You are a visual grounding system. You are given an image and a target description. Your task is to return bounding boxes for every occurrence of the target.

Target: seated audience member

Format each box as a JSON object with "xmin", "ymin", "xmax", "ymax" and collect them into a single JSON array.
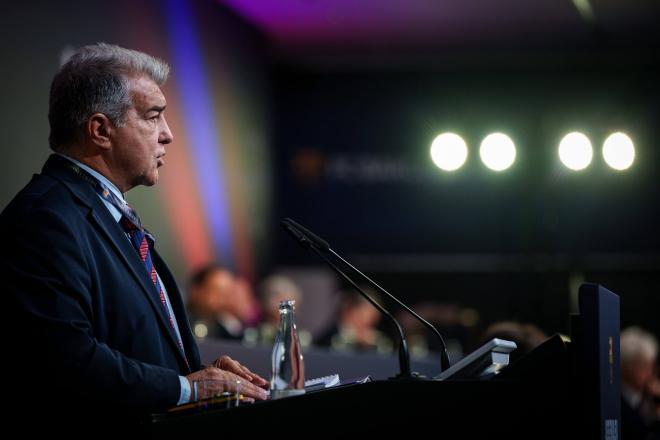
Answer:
[
  {"xmin": 620, "ymin": 326, "xmax": 659, "ymax": 440},
  {"xmin": 316, "ymin": 290, "xmax": 393, "ymax": 353},
  {"xmin": 235, "ymin": 275, "xmax": 262, "ymax": 327},
  {"xmin": 397, "ymin": 302, "xmax": 477, "ymax": 357},
  {"xmin": 257, "ymin": 274, "xmax": 311, "ymax": 347},
  {"xmin": 188, "ymin": 264, "xmax": 258, "ymax": 341}
]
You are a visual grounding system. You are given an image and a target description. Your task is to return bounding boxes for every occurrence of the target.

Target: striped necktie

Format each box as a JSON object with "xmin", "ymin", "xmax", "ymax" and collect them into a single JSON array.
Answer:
[{"xmin": 118, "ymin": 214, "xmax": 190, "ymax": 370}]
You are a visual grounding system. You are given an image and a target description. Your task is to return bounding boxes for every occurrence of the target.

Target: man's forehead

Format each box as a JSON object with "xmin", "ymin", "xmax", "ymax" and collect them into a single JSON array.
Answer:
[{"xmin": 127, "ymin": 75, "xmax": 166, "ymax": 107}]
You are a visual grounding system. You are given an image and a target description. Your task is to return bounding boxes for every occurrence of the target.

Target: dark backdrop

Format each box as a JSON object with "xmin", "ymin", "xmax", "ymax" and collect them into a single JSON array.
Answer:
[{"xmin": 270, "ymin": 55, "xmax": 660, "ymax": 341}]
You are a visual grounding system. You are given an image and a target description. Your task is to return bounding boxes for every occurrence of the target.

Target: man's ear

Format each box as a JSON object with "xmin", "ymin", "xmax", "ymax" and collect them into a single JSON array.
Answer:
[{"xmin": 86, "ymin": 113, "xmax": 114, "ymax": 151}]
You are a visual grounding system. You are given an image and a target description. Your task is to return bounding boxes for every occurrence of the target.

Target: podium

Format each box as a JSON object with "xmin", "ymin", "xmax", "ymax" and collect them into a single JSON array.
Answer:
[
  {"xmin": 150, "ymin": 335, "xmax": 575, "ymax": 437},
  {"xmin": 150, "ymin": 284, "xmax": 621, "ymax": 438}
]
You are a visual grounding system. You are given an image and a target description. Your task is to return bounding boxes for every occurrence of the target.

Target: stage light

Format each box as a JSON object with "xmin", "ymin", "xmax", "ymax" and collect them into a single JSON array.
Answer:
[
  {"xmin": 558, "ymin": 132, "xmax": 592, "ymax": 171},
  {"xmin": 479, "ymin": 133, "xmax": 516, "ymax": 171},
  {"xmin": 603, "ymin": 132, "xmax": 635, "ymax": 171},
  {"xmin": 194, "ymin": 323, "xmax": 208, "ymax": 338},
  {"xmin": 431, "ymin": 133, "xmax": 468, "ymax": 171}
]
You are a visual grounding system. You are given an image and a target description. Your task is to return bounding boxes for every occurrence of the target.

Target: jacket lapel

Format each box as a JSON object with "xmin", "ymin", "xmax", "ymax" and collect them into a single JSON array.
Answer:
[
  {"xmin": 42, "ymin": 155, "xmax": 189, "ymax": 369},
  {"xmin": 152, "ymin": 249, "xmax": 201, "ymax": 372}
]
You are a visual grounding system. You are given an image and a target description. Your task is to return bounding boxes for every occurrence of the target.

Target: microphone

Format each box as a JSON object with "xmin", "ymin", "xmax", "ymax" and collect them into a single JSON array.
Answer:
[
  {"xmin": 282, "ymin": 218, "xmax": 329, "ymax": 251},
  {"xmin": 281, "ymin": 218, "xmax": 451, "ymax": 375},
  {"xmin": 328, "ymin": 247, "xmax": 452, "ymax": 373},
  {"xmin": 281, "ymin": 220, "xmax": 315, "ymax": 249},
  {"xmin": 282, "ymin": 219, "xmax": 411, "ymax": 378}
]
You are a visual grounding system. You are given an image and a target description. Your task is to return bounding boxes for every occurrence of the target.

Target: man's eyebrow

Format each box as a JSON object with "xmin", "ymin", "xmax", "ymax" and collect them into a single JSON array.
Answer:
[{"xmin": 146, "ymin": 105, "xmax": 166, "ymax": 113}]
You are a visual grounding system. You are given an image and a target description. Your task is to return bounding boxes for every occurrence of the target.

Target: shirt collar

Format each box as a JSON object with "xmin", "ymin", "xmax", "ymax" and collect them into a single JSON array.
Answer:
[{"xmin": 56, "ymin": 153, "xmax": 126, "ymax": 204}]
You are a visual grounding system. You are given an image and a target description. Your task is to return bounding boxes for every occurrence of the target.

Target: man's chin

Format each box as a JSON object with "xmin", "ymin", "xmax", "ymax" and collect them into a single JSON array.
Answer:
[{"xmin": 139, "ymin": 173, "xmax": 159, "ymax": 188}]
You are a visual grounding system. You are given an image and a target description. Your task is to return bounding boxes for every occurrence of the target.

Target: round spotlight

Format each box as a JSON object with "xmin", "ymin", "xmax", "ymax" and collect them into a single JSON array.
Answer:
[
  {"xmin": 558, "ymin": 132, "xmax": 593, "ymax": 171},
  {"xmin": 194, "ymin": 323, "xmax": 208, "ymax": 338},
  {"xmin": 430, "ymin": 133, "xmax": 468, "ymax": 171},
  {"xmin": 479, "ymin": 133, "xmax": 516, "ymax": 171},
  {"xmin": 603, "ymin": 132, "xmax": 635, "ymax": 171}
]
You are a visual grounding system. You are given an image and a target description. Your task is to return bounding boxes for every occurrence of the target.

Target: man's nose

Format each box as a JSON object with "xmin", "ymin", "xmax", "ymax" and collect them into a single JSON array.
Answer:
[{"xmin": 160, "ymin": 117, "xmax": 174, "ymax": 144}]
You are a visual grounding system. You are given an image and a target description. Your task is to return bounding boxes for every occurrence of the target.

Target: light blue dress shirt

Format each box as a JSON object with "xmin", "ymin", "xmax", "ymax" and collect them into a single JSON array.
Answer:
[{"xmin": 57, "ymin": 154, "xmax": 191, "ymax": 405}]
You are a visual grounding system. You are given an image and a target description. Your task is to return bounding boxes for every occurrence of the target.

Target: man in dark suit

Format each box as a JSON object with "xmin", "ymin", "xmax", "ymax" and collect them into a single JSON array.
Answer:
[{"xmin": 0, "ymin": 43, "xmax": 268, "ymax": 429}]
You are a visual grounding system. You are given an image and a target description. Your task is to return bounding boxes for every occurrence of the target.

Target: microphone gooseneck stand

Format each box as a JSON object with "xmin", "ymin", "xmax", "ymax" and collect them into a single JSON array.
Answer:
[{"xmin": 281, "ymin": 218, "xmax": 452, "ymax": 378}]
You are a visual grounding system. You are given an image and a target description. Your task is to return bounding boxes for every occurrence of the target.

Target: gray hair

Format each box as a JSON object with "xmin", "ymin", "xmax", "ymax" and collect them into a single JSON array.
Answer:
[
  {"xmin": 48, "ymin": 42, "xmax": 170, "ymax": 150},
  {"xmin": 260, "ymin": 275, "xmax": 302, "ymax": 303},
  {"xmin": 620, "ymin": 326, "xmax": 658, "ymax": 366}
]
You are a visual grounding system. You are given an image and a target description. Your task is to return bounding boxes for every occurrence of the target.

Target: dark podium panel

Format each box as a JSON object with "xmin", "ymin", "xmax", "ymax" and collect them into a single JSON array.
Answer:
[
  {"xmin": 150, "ymin": 379, "xmax": 570, "ymax": 437},
  {"xmin": 150, "ymin": 336, "xmax": 576, "ymax": 437}
]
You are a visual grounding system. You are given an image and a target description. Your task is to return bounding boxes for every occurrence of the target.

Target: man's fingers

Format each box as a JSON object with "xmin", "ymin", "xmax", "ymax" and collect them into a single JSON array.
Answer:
[
  {"xmin": 212, "ymin": 356, "xmax": 269, "ymax": 391},
  {"xmin": 227, "ymin": 359, "xmax": 257, "ymax": 382},
  {"xmin": 238, "ymin": 379, "xmax": 269, "ymax": 400},
  {"xmin": 226, "ymin": 361, "xmax": 268, "ymax": 388},
  {"xmin": 238, "ymin": 364, "xmax": 268, "ymax": 387},
  {"xmin": 243, "ymin": 367, "xmax": 269, "ymax": 387},
  {"xmin": 240, "ymin": 364, "xmax": 255, "ymax": 380},
  {"xmin": 210, "ymin": 368, "xmax": 268, "ymax": 400}
]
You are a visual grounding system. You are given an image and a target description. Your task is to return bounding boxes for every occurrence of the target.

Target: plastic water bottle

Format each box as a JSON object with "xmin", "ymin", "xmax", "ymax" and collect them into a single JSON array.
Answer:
[{"xmin": 270, "ymin": 300, "xmax": 305, "ymax": 399}]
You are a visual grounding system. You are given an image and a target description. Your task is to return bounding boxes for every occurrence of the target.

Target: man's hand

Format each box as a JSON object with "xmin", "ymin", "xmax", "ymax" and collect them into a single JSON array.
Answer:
[
  {"xmin": 211, "ymin": 355, "xmax": 269, "ymax": 389},
  {"xmin": 186, "ymin": 366, "xmax": 269, "ymax": 401}
]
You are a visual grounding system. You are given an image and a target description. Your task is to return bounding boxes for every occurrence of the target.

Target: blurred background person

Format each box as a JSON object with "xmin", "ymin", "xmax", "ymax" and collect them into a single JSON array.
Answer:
[
  {"xmin": 620, "ymin": 326, "xmax": 659, "ymax": 440},
  {"xmin": 187, "ymin": 264, "xmax": 259, "ymax": 342},
  {"xmin": 397, "ymin": 302, "xmax": 479, "ymax": 358},
  {"xmin": 257, "ymin": 274, "xmax": 312, "ymax": 347},
  {"xmin": 316, "ymin": 289, "xmax": 393, "ymax": 353},
  {"xmin": 647, "ymin": 375, "xmax": 660, "ymax": 438},
  {"xmin": 234, "ymin": 276, "xmax": 262, "ymax": 328}
]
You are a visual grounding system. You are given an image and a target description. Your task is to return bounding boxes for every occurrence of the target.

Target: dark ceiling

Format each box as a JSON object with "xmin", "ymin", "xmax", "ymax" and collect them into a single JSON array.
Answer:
[{"xmin": 222, "ymin": 0, "xmax": 660, "ymax": 59}]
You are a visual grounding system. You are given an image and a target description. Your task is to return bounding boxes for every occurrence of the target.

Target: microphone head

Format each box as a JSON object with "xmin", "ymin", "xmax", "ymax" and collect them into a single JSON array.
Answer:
[
  {"xmin": 281, "ymin": 218, "xmax": 330, "ymax": 251},
  {"xmin": 281, "ymin": 219, "xmax": 313, "ymax": 249}
]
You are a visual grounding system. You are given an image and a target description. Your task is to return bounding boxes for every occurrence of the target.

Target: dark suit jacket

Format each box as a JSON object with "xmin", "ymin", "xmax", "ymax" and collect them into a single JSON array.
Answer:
[{"xmin": 1, "ymin": 155, "xmax": 201, "ymax": 423}]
